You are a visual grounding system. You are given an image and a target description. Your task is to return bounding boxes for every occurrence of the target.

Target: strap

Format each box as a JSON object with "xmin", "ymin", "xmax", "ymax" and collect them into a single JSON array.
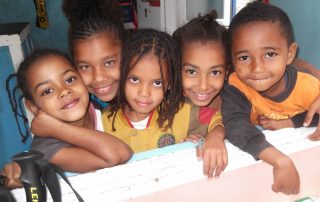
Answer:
[
  {"xmin": 36, "ymin": 159, "xmax": 84, "ymax": 202},
  {"xmin": 51, "ymin": 165, "xmax": 84, "ymax": 202},
  {"xmin": 36, "ymin": 160, "xmax": 61, "ymax": 202},
  {"xmin": 0, "ymin": 175, "xmax": 16, "ymax": 202}
]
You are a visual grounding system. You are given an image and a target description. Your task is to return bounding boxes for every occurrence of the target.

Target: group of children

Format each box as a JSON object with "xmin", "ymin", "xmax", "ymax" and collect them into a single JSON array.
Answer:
[{"xmin": 2, "ymin": 0, "xmax": 320, "ymax": 196}]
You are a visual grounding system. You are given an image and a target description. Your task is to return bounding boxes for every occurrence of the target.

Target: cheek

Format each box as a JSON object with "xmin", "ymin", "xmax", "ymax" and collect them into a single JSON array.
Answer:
[
  {"xmin": 182, "ymin": 77, "xmax": 196, "ymax": 89},
  {"xmin": 78, "ymin": 72, "xmax": 92, "ymax": 87}
]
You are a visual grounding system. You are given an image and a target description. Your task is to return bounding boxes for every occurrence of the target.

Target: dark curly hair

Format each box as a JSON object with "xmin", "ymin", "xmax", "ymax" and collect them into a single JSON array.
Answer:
[
  {"xmin": 110, "ymin": 29, "xmax": 182, "ymax": 130},
  {"xmin": 62, "ymin": 0, "xmax": 126, "ymax": 56}
]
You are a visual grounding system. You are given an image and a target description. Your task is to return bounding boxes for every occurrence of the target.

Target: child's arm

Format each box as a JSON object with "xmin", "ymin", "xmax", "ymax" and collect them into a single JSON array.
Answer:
[
  {"xmin": 258, "ymin": 115, "xmax": 294, "ymax": 130},
  {"xmin": 31, "ymin": 110, "xmax": 133, "ymax": 172},
  {"xmin": 291, "ymin": 58, "xmax": 320, "ymax": 79},
  {"xmin": 1, "ymin": 162, "xmax": 23, "ymax": 189},
  {"xmin": 258, "ymin": 147, "xmax": 300, "ymax": 194},
  {"xmin": 183, "ymin": 127, "xmax": 227, "ymax": 178},
  {"xmin": 198, "ymin": 125, "xmax": 227, "ymax": 178},
  {"xmin": 221, "ymin": 83, "xmax": 301, "ymax": 195},
  {"xmin": 304, "ymin": 95, "xmax": 320, "ymax": 140}
]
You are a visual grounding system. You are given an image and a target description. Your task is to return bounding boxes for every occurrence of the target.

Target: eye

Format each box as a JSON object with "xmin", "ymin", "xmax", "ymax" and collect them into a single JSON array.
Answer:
[
  {"xmin": 186, "ymin": 69, "xmax": 197, "ymax": 76},
  {"xmin": 77, "ymin": 65, "xmax": 91, "ymax": 71},
  {"xmin": 41, "ymin": 88, "xmax": 53, "ymax": 96},
  {"xmin": 238, "ymin": 55, "xmax": 250, "ymax": 61},
  {"xmin": 128, "ymin": 76, "xmax": 139, "ymax": 84},
  {"xmin": 210, "ymin": 70, "xmax": 222, "ymax": 77},
  {"xmin": 104, "ymin": 59, "xmax": 116, "ymax": 67},
  {"xmin": 66, "ymin": 76, "xmax": 77, "ymax": 84},
  {"xmin": 265, "ymin": 52, "xmax": 278, "ymax": 58},
  {"xmin": 153, "ymin": 80, "xmax": 163, "ymax": 87}
]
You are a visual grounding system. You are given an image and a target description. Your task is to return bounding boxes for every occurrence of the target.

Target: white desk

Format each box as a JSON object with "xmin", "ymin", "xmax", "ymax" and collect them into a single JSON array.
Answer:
[{"xmin": 12, "ymin": 127, "xmax": 320, "ymax": 202}]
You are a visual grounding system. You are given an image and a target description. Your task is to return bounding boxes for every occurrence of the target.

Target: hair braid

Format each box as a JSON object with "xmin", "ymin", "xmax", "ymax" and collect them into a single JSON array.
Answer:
[
  {"xmin": 6, "ymin": 74, "xmax": 30, "ymax": 143},
  {"xmin": 110, "ymin": 29, "xmax": 182, "ymax": 130}
]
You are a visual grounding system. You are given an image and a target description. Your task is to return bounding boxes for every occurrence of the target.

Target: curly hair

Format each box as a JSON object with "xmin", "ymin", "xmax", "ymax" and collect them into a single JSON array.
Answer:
[
  {"xmin": 110, "ymin": 29, "xmax": 182, "ymax": 130},
  {"xmin": 62, "ymin": 0, "xmax": 126, "ymax": 56}
]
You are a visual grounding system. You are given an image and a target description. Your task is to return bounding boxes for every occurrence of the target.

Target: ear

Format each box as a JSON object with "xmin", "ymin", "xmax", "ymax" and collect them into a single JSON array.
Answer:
[
  {"xmin": 25, "ymin": 99, "xmax": 39, "ymax": 116},
  {"xmin": 287, "ymin": 42, "xmax": 298, "ymax": 65}
]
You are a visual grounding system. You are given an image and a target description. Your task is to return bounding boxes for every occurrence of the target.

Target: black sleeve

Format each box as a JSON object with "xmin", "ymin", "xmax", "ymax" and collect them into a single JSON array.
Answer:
[
  {"xmin": 221, "ymin": 83, "xmax": 273, "ymax": 160},
  {"xmin": 291, "ymin": 111, "xmax": 319, "ymax": 128}
]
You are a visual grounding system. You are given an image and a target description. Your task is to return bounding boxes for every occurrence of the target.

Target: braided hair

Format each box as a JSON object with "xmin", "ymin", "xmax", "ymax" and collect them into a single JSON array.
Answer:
[
  {"xmin": 6, "ymin": 49, "xmax": 72, "ymax": 143},
  {"xmin": 111, "ymin": 28, "xmax": 182, "ymax": 130},
  {"xmin": 173, "ymin": 10, "xmax": 230, "ymax": 72},
  {"xmin": 62, "ymin": 0, "xmax": 126, "ymax": 56}
]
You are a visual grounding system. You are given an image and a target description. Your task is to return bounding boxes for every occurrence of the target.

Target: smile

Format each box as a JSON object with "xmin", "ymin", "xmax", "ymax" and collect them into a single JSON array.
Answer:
[
  {"xmin": 61, "ymin": 98, "xmax": 80, "ymax": 109},
  {"xmin": 193, "ymin": 92, "xmax": 212, "ymax": 100},
  {"xmin": 93, "ymin": 85, "xmax": 113, "ymax": 95},
  {"xmin": 135, "ymin": 100, "xmax": 152, "ymax": 107}
]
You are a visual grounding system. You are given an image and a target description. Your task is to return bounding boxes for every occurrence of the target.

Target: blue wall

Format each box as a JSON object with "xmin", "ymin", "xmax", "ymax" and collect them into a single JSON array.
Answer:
[
  {"xmin": 270, "ymin": 0, "xmax": 320, "ymax": 68},
  {"xmin": 0, "ymin": 0, "xmax": 69, "ymax": 53},
  {"xmin": 1, "ymin": 0, "xmax": 319, "ymax": 68},
  {"xmin": 0, "ymin": 47, "xmax": 31, "ymax": 167}
]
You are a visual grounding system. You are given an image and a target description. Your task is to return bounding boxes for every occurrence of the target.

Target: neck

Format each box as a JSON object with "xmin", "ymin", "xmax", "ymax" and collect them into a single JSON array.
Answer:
[{"xmin": 70, "ymin": 108, "xmax": 95, "ymax": 129}]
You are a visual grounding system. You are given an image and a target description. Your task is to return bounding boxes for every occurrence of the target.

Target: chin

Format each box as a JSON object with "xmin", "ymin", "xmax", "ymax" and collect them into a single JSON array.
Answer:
[
  {"xmin": 190, "ymin": 98, "xmax": 211, "ymax": 107},
  {"xmin": 97, "ymin": 94, "xmax": 115, "ymax": 103}
]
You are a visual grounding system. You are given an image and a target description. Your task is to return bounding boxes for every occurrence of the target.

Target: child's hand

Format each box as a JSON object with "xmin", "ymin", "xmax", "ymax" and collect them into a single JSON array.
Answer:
[
  {"xmin": 272, "ymin": 156, "xmax": 300, "ymax": 195},
  {"xmin": 258, "ymin": 115, "xmax": 293, "ymax": 130},
  {"xmin": 196, "ymin": 126, "xmax": 227, "ymax": 178},
  {"xmin": 31, "ymin": 110, "xmax": 63, "ymax": 137},
  {"xmin": 1, "ymin": 162, "xmax": 23, "ymax": 189},
  {"xmin": 182, "ymin": 134, "xmax": 203, "ymax": 143},
  {"xmin": 197, "ymin": 132, "xmax": 228, "ymax": 178},
  {"xmin": 304, "ymin": 96, "xmax": 320, "ymax": 140}
]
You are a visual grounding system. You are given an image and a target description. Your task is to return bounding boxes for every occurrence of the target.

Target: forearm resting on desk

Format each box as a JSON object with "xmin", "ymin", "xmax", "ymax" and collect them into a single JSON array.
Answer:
[
  {"xmin": 200, "ymin": 126, "xmax": 228, "ymax": 178},
  {"xmin": 258, "ymin": 146, "xmax": 300, "ymax": 195}
]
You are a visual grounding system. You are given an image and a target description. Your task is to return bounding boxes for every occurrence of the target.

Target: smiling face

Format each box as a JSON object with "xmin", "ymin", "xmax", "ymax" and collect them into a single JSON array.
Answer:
[
  {"xmin": 26, "ymin": 55, "xmax": 89, "ymax": 122},
  {"xmin": 73, "ymin": 32, "xmax": 121, "ymax": 102},
  {"xmin": 124, "ymin": 53, "xmax": 169, "ymax": 121},
  {"xmin": 231, "ymin": 21, "xmax": 297, "ymax": 96},
  {"xmin": 182, "ymin": 41, "xmax": 226, "ymax": 106}
]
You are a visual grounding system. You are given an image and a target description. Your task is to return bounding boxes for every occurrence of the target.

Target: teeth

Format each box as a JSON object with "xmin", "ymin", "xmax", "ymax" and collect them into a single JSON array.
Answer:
[
  {"xmin": 195, "ymin": 93, "xmax": 209, "ymax": 97},
  {"xmin": 95, "ymin": 86, "xmax": 111, "ymax": 94}
]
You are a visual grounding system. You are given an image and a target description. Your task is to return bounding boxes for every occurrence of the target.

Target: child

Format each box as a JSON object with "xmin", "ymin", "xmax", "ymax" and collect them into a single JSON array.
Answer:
[
  {"xmin": 173, "ymin": 11, "xmax": 228, "ymax": 178},
  {"xmin": 221, "ymin": 1, "xmax": 320, "ymax": 195},
  {"xmin": 103, "ymin": 28, "xmax": 184, "ymax": 152},
  {"xmin": 103, "ymin": 29, "xmax": 224, "ymax": 161},
  {"xmin": 2, "ymin": 0, "xmax": 129, "ymax": 188},
  {"xmin": 63, "ymin": 0, "xmax": 126, "ymax": 109},
  {"xmin": 3, "ymin": 49, "xmax": 132, "ymax": 187}
]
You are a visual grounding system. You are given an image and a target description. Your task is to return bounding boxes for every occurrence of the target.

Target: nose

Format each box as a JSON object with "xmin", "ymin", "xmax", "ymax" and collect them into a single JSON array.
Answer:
[
  {"xmin": 138, "ymin": 83, "xmax": 151, "ymax": 97},
  {"xmin": 251, "ymin": 57, "xmax": 264, "ymax": 73},
  {"xmin": 93, "ymin": 65, "xmax": 107, "ymax": 83},
  {"xmin": 199, "ymin": 74, "xmax": 209, "ymax": 91},
  {"xmin": 59, "ymin": 87, "xmax": 72, "ymax": 99}
]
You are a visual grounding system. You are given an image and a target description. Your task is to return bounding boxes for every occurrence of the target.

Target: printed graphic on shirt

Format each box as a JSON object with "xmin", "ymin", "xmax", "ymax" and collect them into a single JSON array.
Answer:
[{"xmin": 158, "ymin": 134, "xmax": 175, "ymax": 148}]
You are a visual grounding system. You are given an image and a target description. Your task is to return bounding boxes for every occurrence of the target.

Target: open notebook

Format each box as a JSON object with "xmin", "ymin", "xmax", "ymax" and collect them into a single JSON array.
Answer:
[{"xmin": 11, "ymin": 127, "xmax": 320, "ymax": 202}]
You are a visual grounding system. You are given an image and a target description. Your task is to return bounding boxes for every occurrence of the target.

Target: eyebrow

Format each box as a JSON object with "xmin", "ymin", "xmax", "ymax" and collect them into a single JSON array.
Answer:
[
  {"xmin": 234, "ymin": 47, "xmax": 279, "ymax": 56},
  {"xmin": 34, "ymin": 69, "xmax": 74, "ymax": 92},
  {"xmin": 75, "ymin": 54, "xmax": 118, "ymax": 64},
  {"xmin": 182, "ymin": 62, "xmax": 225, "ymax": 69}
]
